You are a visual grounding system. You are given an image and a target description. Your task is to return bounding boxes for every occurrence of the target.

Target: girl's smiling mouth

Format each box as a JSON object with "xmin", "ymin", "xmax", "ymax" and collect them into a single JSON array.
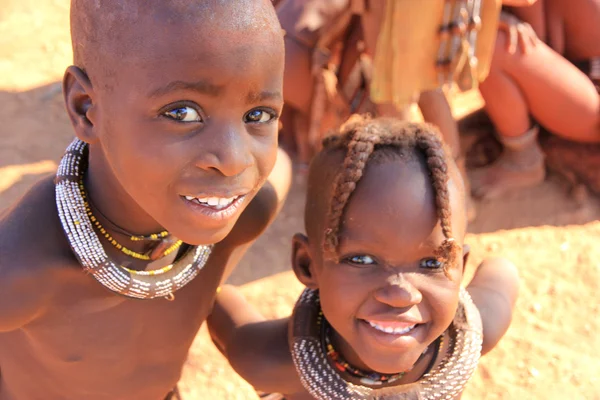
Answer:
[
  {"xmin": 365, "ymin": 320, "xmax": 417, "ymax": 335},
  {"xmin": 358, "ymin": 318, "xmax": 427, "ymax": 349}
]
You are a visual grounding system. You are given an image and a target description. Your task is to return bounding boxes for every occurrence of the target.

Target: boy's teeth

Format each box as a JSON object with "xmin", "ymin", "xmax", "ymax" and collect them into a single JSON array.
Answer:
[
  {"xmin": 368, "ymin": 321, "xmax": 416, "ymax": 335},
  {"xmin": 184, "ymin": 195, "xmax": 238, "ymax": 208}
]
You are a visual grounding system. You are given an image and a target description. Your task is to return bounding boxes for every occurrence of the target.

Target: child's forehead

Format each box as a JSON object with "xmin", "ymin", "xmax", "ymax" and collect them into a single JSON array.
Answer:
[
  {"xmin": 306, "ymin": 149, "xmax": 466, "ymax": 243},
  {"xmin": 71, "ymin": 0, "xmax": 282, "ymax": 66}
]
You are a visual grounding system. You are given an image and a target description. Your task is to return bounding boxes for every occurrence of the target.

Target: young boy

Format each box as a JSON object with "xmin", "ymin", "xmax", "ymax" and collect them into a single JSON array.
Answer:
[
  {"xmin": 0, "ymin": 0, "xmax": 290, "ymax": 399},
  {"xmin": 209, "ymin": 117, "xmax": 519, "ymax": 399}
]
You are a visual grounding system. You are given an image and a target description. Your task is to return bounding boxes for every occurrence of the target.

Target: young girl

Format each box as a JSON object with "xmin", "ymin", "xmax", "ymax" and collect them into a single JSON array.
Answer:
[{"xmin": 210, "ymin": 116, "xmax": 519, "ymax": 399}]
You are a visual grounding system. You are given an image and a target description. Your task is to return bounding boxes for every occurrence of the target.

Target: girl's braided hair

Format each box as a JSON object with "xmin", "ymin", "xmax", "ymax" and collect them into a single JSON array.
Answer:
[{"xmin": 322, "ymin": 115, "xmax": 460, "ymax": 274}]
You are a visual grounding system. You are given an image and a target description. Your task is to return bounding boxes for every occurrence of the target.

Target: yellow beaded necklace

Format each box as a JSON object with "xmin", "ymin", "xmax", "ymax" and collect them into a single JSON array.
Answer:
[{"xmin": 78, "ymin": 180, "xmax": 183, "ymax": 261}]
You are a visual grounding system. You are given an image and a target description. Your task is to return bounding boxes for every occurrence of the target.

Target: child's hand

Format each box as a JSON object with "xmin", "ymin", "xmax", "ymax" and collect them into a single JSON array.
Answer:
[{"xmin": 499, "ymin": 11, "xmax": 539, "ymax": 55}]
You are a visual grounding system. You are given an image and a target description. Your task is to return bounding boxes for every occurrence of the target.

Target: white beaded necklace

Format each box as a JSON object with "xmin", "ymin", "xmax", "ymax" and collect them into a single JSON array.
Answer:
[{"xmin": 55, "ymin": 138, "xmax": 213, "ymax": 300}]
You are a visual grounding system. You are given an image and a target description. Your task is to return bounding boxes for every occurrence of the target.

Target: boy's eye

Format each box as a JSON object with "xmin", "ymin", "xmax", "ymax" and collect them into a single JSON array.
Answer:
[
  {"xmin": 163, "ymin": 106, "xmax": 201, "ymax": 122},
  {"xmin": 345, "ymin": 255, "xmax": 376, "ymax": 265},
  {"xmin": 245, "ymin": 109, "xmax": 275, "ymax": 123},
  {"xmin": 419, "ymin": 258, "xmax": 444, "ymax": 269}
]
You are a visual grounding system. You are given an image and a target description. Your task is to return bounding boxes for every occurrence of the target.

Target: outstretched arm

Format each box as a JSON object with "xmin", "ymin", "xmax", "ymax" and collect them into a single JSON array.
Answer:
[
  {"xmin": 207, "ymin": 285, "xmax": 302, "ymax": 395},
  {"xmin": 206, "ymin": 148, "xmax": 299, "ymax": 393},
  {"xmin": 217, "ymin": 147, "xmax": 292, "ymax": 284},
  {"xmin": 466, "ymin": 257, "xmax": 520, "ymax": 355}
]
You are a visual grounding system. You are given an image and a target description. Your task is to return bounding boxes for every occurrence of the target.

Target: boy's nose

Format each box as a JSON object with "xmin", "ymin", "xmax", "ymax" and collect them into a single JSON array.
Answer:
[
  {"xmin": 373, "ymin": 274, "xmax": 423, "ymax": 308},
  {"xmin": 193, "ymin": 125, "xmax": 254, "ymax": 177}
]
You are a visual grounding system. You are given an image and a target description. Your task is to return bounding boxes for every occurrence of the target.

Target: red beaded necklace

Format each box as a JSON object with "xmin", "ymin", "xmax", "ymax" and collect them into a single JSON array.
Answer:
[{"xmin": 319, "ymin": 310, "xmax": 443, "ymax": 386}]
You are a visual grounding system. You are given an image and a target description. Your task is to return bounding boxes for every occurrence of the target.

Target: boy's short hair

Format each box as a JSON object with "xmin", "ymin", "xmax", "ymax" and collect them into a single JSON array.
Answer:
[{"xmin": 70, "ymin": 0, "xmax": 281, "ymax": 86}]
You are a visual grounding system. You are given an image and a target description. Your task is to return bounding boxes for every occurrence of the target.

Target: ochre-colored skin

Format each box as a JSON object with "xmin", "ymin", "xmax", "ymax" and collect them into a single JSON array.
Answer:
[
  {"xmin": 472, "ymin": 0, "xmax": 599, "ymax": 198},
  {"xmin": 275, "ymin": 0, "xmax": 463, "ymax": 163},
  {"xmin": 480, "ymin": 0, "xmax": 600, "ymax": 142},
  {"xmin": 0, "ymin": 1, "xmax": 292, "ymax": 399},
  {"xmin": 209, "ymin": 133, "xmax": 519, "ymax": 399}
]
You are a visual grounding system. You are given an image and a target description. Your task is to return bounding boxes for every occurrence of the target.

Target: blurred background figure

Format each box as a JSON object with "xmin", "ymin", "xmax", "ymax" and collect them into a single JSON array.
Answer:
[
  {"xmin": 275, "ymin": 0, "xmax": 503, "ymax": 222},
  {"xmin": 472, "ymin": 0, "xmax": 600, "ymax": 199}
]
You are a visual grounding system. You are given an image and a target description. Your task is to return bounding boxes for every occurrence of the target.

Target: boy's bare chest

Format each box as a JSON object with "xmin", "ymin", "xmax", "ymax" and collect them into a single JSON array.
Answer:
[{"xmin": 0, "ymin": 258, "xmax": 223, "ymax": 399}]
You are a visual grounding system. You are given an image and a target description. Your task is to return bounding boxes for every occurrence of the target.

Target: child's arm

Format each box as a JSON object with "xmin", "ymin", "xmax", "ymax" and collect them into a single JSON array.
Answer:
[
  {"xmin": 0, "ymin": 203, "xmax": 53, "ymax": 333},
  {"xmin": 207, "ymin": 285, "xmax": 303, "ymax": 395},
  {"xmin": 217, "ymin": 148, "xmax": 292, "ymax": 283},
  {"xmin": 205, "ymin": 149, "xmax": 295, "ymax": 392},
  {"xmin": 466, "ymin": 257, "xmax": 520, "ymax": 355},
  {"xmin": 0, "ymin": 248, "xmax": 54, "ymax": 333}
]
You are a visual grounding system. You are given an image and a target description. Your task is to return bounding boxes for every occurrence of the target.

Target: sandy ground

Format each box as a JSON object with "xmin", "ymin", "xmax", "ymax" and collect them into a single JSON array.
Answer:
[{"xmin": 1, "ymin": 1, "xmax": 599, "ymax": 399}]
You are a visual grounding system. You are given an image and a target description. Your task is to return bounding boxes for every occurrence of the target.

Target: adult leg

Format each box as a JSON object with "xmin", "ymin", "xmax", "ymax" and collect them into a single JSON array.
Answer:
[
  {"xmin": 482, "ymin": 29, "xmax": 599, "ymax": 143},
  {"xmin": 472, "ymin": 29, "xmax": 599, "ymax": 198},
  {"xmin": 418, "ymin": 89, "xmax": 476, "ymax": 221}
]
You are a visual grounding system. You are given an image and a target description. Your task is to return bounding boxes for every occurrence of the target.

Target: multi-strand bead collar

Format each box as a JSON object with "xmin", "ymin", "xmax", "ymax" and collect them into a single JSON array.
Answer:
[
  {"xmin": 290, "ymin": 288, "xmax": 483, "ymax": 400},
  {"xmin": 55, "ymin": 138, "xmax": 213, "ymax": 300}
]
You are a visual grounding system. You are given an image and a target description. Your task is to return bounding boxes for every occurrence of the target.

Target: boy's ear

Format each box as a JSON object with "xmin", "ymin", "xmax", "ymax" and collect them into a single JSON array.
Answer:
[
  {"xmin": 63, "ymin": 66, "xmax": 98, "ymax": 144},
  {"xmin": 292, "ymin": 233, "xmax": 318, "ymax": 290},
  {"xmin": 462, "ymin": 243, "xmax": 471, "ymax": 273}
]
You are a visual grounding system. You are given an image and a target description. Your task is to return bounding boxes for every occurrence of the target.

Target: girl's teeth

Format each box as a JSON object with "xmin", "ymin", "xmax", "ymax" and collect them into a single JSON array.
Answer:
[
  {"xmin": 368, "ymin": 321, "xmax": 416, "ymax": 335},
  {"xmin": 207, "ymin": 197, "xmax": 219, "ymax": 206},
  {"xmin": 185, "ymin": 196, "xmax": 194, "ymax": 201},
  {"xmin": 218, "ymin": 198, "xmax": 229, "ymax": 206}
]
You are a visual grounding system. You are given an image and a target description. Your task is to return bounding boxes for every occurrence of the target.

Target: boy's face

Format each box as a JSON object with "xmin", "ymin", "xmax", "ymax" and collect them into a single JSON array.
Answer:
[
  {"xmin": 82, "ymin": 15, "xmax": 284, "ymax": 245},
  {"xmin": 297, "ymin": 156, "xmax": 466, "ymax": 374}
]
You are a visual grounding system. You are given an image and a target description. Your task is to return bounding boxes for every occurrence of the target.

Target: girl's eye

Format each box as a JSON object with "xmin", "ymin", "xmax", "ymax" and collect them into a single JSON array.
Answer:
[
  {"xmin": 345, "ymin": 255, "xmax": 376, "ymax": 266},
  {"xmin": 163, "ymin": 106, "xmax": 201, "ymax": 122},
  {"xmin": 245, "ymin": 109, "xmax": 276, "ymax": 123},
  {"xmin": 419, "ymin": 258, "xmax": 444, "ymax": 269}
]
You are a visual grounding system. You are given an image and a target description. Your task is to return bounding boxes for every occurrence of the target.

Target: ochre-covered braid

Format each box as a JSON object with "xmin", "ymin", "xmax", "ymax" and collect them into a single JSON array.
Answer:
[
  {"xmin": 323, "ymin": 126, "xmax": 379, "ymax": 254},
  {"xmin": 321, "ymin": 115, "xmax": 460, "ymax": 269}
]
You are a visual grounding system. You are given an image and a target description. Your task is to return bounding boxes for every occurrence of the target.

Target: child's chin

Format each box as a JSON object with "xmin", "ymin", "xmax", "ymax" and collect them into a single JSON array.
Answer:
[
  {"xmin": 173, "ymin": 224, "xmax": 234, "ymax": 246},
  {"xmin": 363, "ymin": 352, "xmax": 421, "ymax": 375}
]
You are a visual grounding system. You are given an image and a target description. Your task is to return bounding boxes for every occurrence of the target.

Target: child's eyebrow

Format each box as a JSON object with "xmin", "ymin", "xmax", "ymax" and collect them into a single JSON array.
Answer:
[
  {"xmin": 245, "ymin": 90, "xmax": 283, "ymax": 104},
  {"xmin": 149, "ymin": 79, "xmax": 223, "ymax": 98}
]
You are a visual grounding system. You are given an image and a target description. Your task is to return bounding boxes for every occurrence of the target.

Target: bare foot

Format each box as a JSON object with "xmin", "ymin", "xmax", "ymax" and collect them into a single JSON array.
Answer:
[{"xmin": 470, "ymin": 150, "xmax": 545, "ymax": 199}]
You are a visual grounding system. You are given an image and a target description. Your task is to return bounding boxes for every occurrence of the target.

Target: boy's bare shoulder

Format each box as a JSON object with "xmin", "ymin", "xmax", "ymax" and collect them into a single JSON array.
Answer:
[{"xmin": 0, "ymin": 176, "xmax": 77, "ymax": 332}]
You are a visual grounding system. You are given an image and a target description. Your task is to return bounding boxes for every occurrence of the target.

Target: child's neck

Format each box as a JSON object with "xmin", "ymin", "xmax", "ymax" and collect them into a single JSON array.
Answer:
[
  {"xmin": 328, "ymin": 326, "xmax": 445, "ymax": 386},
  {"xmin": 86, "ymin": 152, "xmax": 164, "ymax": 236},
  {"xmin": 85, "ymin": 154, "xmax": 183, "ymax": 272}
]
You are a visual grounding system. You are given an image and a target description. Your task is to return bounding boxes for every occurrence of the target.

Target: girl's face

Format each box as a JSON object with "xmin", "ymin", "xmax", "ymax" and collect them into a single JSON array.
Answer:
[{"xmin": 296, "ymin": 157, "xmax": 466, "ymax": 374}]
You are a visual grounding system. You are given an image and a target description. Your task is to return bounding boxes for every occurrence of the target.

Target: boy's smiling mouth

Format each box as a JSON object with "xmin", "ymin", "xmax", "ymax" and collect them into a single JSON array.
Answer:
[
  {"xmin": 180, "ymin": 192, "xmax": 249, "ymax": 220},
  {"xmin": 183, "ymin": 195, "xmax": 240, "ymax": 210}
]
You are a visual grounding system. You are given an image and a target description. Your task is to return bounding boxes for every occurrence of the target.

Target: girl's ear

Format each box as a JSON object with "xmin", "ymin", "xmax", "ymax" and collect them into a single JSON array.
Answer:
[{"xmin": 292, "ymin": 233, "xmax": 318, "ymax": 290}]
